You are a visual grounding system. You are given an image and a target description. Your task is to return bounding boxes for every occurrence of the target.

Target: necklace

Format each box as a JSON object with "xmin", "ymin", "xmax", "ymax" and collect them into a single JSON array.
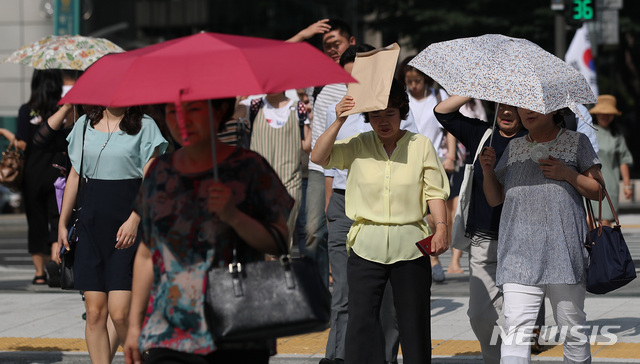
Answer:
[
  {"xmin": 91, "ymin": 112, "xmax": 123, "ymax": 177},
  {"xmin": 528, "ymin": 128, "xmax": 562, "ymax": 163},
  {"xmin": 101, "ymin": 113, "xmax": 122, "ymax": 150}
]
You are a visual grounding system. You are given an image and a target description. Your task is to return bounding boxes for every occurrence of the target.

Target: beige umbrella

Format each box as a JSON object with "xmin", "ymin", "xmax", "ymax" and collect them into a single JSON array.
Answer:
[{"xmin": 3, "ymin": 35, "xmax": 123, "ymax": 70}]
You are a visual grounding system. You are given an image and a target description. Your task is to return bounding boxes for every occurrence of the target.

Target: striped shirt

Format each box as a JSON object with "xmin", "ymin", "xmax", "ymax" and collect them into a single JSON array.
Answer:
[{"xmin": 308, "ymin": 83, "xmax": 348, "ymax": 173}]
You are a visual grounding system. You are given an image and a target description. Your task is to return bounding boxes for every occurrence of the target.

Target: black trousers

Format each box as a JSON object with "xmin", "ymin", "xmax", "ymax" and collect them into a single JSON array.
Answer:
[{"xmin": 345, "ymin": 253, "xmax": 432, "ymax": 364}]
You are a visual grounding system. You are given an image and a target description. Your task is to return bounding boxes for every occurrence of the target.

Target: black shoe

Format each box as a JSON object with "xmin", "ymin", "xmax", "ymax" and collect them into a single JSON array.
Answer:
[
  {"xmin": 319, "ymin": 359, "xmax": 344, "ymax": 364},
  {"xmin": 45, "ymin": 260, "xmax": 61, "ymax": 288}
]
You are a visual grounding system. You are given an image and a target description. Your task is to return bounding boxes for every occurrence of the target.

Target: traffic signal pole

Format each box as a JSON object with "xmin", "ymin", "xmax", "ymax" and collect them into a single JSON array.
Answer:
[{"xmin": 554, "ymin": 12, "xmax": 566, "ymax": 58}]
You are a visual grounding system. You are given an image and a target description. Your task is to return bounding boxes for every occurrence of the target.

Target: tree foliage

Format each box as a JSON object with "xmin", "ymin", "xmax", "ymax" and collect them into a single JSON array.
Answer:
[
  {"xmin": 357, "ymin": 0, "xmax": 640, "ymax": 175},
  {"xmin": 358, "ymin": 0, "xmax": 556, "ymax": 52}
]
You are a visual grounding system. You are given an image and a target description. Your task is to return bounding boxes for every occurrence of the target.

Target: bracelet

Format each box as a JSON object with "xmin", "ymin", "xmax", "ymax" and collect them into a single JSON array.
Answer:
[{"xmin": 435, "ymin": 221, "xmax": 448, "ymax": 227}]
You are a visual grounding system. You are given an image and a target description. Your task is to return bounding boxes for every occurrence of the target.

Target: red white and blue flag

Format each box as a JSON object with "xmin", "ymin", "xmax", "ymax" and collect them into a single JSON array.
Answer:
[{"xmin": 565, "ymin": 24, "xmax": 599, "ymax": 98}]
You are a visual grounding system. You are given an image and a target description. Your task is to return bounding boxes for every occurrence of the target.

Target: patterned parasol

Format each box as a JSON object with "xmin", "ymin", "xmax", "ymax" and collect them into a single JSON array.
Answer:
[
  {"xmin": 3, "ymin": 35, "xmax": 123, "ymax": 70},
  {"xmin": 409, "ymin": 34, "xmax": 596, "ymax": 116}
]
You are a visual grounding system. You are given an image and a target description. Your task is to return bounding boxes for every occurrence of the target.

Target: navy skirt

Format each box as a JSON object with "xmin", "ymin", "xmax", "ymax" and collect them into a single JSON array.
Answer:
[{"xmin": 74, "ymin": 178, "xmax": 142, "ymax": 292}]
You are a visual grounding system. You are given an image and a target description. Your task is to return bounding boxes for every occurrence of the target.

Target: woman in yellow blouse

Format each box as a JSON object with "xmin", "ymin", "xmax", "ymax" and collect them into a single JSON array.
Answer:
[{"xmin": 311, "ymin": 79, "xmax": 450, "ymax": 364}]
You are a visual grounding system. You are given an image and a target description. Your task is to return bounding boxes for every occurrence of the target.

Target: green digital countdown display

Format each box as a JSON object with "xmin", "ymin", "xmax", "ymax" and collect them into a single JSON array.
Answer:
[{"xmin": 572, "ymin": 0, "xmax": 595, "ymax": 21}]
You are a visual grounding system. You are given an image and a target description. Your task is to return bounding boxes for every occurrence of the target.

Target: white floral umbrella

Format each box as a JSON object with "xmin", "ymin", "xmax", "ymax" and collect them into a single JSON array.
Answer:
[
  {"xmin": 409, "ymin": 34, "xmax": 596, "ymax": 116},
  {"xmin": 3, "ymin": 35, "xmax": 123, "ymax": 70}
]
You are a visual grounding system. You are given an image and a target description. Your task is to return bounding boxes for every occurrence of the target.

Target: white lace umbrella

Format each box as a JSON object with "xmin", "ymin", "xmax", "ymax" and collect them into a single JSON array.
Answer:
[{"xmin": 409, "ymin": 34, "xmax": 596, "ymax": 116}]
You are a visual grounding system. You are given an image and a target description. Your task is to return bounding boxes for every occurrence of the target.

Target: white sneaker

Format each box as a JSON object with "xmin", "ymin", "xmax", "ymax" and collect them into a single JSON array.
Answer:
[{"xmin": 432, "ymin": 264, "xmax": 445, "ymax": 283}]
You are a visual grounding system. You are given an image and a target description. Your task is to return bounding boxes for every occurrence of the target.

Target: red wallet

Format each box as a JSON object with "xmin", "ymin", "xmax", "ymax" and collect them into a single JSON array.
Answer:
[{"xmin": 415, "ymin": 235, "xmax": 434, "ymax": 256}]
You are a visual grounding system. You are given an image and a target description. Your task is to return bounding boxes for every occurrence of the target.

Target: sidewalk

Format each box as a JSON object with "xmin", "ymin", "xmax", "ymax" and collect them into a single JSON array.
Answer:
[
  {"xmin": 0, "ymin": 289, "xmax": 639, "ymax": 363},
  {"xmin": 0, "ymin": 213, "xmax": 639, "ymax": 363}
]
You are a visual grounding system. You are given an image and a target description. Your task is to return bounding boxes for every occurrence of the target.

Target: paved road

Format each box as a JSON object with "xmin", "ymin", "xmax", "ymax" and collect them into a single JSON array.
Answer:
[{"xmin": 2, "ymin": 213, "xmax": 640, "ymax": 297}]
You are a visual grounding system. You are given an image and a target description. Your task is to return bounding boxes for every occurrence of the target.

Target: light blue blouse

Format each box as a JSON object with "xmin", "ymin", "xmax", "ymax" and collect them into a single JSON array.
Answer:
[{"xmin": 67, "ymin": 115, "xmax": 168, "ymax": 180}]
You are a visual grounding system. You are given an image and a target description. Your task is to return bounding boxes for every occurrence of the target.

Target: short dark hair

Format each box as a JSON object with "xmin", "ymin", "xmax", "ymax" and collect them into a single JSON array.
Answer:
[
  {"xmin": 339, "ymin": 44, "xmax": 375, "ymax": 68},
  {"xmin": 364, "ymin": 78, "xmax": 410, "ymax": 123},
  {"xmin": 327, "ymin": 19, "xmax": 353, "ymax": 40}
]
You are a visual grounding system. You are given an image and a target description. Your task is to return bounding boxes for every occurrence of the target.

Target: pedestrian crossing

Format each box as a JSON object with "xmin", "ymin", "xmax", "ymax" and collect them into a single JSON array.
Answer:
[
  {"xmin": 0, "ymin": 224, "xmax": 30, "ymax": 268},
  {"xmin": 619, "ymin": 227, "xmax": 640, "ymax": 274},
  {"xmin": 0, "ymin": 215, "xmax": 639, "ymax": 273}
]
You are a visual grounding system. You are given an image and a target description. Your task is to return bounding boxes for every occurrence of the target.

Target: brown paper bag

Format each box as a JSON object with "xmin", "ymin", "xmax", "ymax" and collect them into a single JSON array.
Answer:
[{"xmin": 342, "ymin": 43, "xmax": 401, "ymax": 117}]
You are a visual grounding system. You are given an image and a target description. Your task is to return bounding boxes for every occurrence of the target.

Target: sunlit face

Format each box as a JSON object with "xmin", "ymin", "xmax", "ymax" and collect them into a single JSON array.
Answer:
[
  {"xmin": 166, "ymin": 100, "xmax": 217, "ymax": 146},
  {"xmin": 595, "ymin": 113, "xmax": 615, "ymax": 128},
  {"xmin": 404, "ymin": 70, "xmax": 426, "ymax": 98},
  {"xmin": 368, "ymin": 107, "xmax": 404, "ymax": 144},
  {"xmin": 322, "ymin": 30, "xmax": 354, "ymax": 63},
  {"xmin": 496, "ymin": 104, "xmax": 523, "ymax": 137},
  {"xmin": 517, "ymin": 108, "xmax": 555, "ymax": 133}
]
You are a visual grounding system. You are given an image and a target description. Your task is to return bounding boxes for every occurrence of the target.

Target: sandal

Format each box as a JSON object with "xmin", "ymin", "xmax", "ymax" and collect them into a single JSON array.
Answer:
[
  {"xmin": 531, "ymin": 328, "xmax": 546, "ymax": 354},
  {"xmin": 32, "ymin": 275, "xmax": 48, "ymax": 285}
]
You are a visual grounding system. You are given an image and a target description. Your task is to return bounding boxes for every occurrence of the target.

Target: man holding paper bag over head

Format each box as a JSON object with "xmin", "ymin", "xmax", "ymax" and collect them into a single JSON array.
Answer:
[{"xmin": 311, "ymin": 43, "xmax": 450, "ymax": 364}]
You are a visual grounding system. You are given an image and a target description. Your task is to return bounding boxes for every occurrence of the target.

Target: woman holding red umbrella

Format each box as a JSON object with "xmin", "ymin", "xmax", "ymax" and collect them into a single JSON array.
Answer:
[{"xmin": 124, "ymin": 99, "xmax": 292, "ymax": 364}]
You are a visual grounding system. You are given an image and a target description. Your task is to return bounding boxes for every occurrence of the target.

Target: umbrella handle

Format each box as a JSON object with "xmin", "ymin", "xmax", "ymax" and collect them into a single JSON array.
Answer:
[
  {"xmin": 207, "ymin": 100, "xmax": 219, "ymax": 182},
  {"xmin": 489, "ymin": 102, "xmax": 499, "ymax": 147}
]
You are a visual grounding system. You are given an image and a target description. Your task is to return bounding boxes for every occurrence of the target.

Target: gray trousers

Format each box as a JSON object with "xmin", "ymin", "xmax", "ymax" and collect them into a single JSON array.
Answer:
[
  {"xmin": 468, "ymin": 235, "xmax": 503, "ymax": 364},
  {"xmin": 304, "ymin": 171, "xmax": 329, "ymax": 287},
  {"xmin": 324, "ymin": 192, "xmax": 399, "ymax": 362}
]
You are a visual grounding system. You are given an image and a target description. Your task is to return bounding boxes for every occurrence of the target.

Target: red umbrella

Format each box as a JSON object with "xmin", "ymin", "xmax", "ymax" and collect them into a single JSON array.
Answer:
[
  {"xmin": 60, "ymin": 32, "xmax": 356, "ymax": 181},
  {"xmin": 60, "ymin": 32, "xmax": 356, "ymax": 106}
]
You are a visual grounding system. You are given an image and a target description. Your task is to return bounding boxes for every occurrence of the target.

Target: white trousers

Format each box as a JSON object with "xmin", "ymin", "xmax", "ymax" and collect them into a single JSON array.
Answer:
[{"xmin": 501, "ymin": 283, "xmax": 591, "ymax": 364}]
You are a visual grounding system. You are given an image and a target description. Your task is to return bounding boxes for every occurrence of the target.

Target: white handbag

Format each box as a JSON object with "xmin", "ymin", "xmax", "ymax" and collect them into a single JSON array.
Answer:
[{"xmin": 451, "ymin": 128, "xmax": 492, "ymax": 252}]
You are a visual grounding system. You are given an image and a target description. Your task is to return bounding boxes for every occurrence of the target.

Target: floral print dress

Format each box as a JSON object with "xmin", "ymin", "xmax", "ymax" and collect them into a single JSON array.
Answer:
[{"xmin": 135, "ymin": 148, "xmax": 293, "ymax": 354}]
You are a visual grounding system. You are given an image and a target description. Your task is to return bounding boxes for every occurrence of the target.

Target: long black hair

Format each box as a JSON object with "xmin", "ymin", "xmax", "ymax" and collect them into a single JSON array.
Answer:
[
  {"xmin": 27, "ymin": 69, "xmax": 62, "ymax": 120},
  {"xmin": 85, "ymin": 106, "xmax": 145, "ymax": 135}
]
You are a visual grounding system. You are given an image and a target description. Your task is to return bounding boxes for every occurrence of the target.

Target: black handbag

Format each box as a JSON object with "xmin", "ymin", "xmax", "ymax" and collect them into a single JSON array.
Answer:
[
  {"xmin": 584, "ymin": 184, "xmax": 637, "ymax": 294},
  {"xmin": 60, "ymin": 120, "xmax": 87, "ymax": 290},
  {"xmin": 204, "ymin": 223, "xmax": 330, "ymax": 342},
  {"xmin": 60, "ymin": 224, "xmax": 77, "ymax": 290}
]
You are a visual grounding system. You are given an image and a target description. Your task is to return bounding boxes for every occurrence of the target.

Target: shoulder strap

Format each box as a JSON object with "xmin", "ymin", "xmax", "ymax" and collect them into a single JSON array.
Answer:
[
  {"xmin": 249, "ymin": 98, "xmax": 263, "ymax": 124},
  {"xmin": 311, "ymin": 86, "xmax": 324, "ymax": 107},
  {"xmin": 296, "ymin": 101, "xmax": 307, "ymax": 125},
  {"xmin": 247, "ymin": 98, "xmax": 264, "ymax": 142},
  {"xmin": 296, "ymin": 101, "xmax": 308, "ymax": 140},
  {"xmin": 74, "ymin": 119, "xmax": 88, "ymax": 210},
  {"xmin": 472, "ymin": 128, "xmax": 493, "ymax": 164}
]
